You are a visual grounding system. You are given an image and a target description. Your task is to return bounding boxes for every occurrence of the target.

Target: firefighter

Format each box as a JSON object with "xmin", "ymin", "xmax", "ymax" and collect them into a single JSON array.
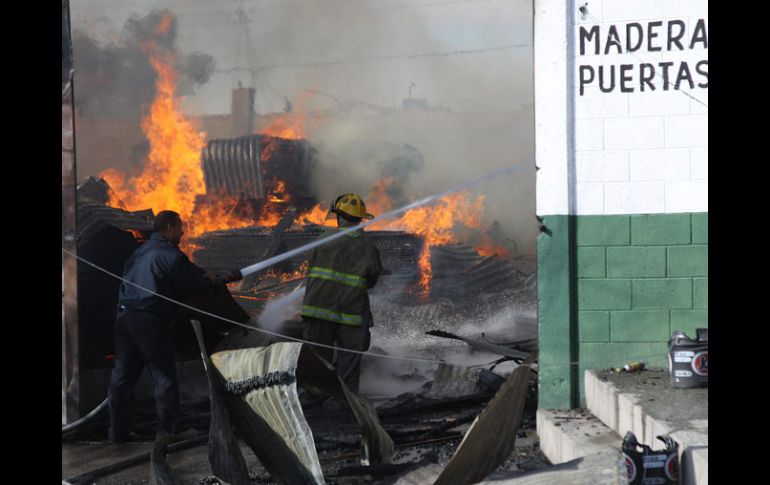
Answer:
[
  {"xmin": 108, "ymin": 210, "xmax": 242, "ymax": 443},
  {"xmin": 300, "ymin": 193, "xmax": 382, "ymax": 392}
]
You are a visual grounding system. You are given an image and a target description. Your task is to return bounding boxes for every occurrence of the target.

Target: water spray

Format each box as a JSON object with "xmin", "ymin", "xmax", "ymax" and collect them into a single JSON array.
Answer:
[{"xmin": 239, "ymin": 163, "xmax": 526, "ymax": 277}]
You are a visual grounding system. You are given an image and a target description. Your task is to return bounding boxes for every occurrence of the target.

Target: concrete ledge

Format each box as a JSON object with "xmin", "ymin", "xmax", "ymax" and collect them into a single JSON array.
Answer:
[
  {"xmin": 536, "ymin": 409, "xmax": 622, "ymax": 465},
  {"xmin": 682, "ymin": 446, "xmax": 708, "ymax": 485},
  {"xmin": 584, "ymin": 369, "xmax": 708, "ymax": 485}
]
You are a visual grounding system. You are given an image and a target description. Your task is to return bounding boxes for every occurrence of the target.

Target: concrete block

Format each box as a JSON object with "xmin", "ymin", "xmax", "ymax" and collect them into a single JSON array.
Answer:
[
  {"xmin": 576, "ymin": 118, "xmax": 605, "ymax": 151},
  {"xmin": 682, "ymin": 446, "xmax": 709, "ymax": 485},
  {"xmin": 644, "ymin": 414, "xmax": 676, "ymax": 448},
  {"xmin": 537, "ymin": 409, "xmax": 622, "ymax": 465},
  {"xmin": 663, "ymin": 0, "xmax": 709, "ymax": 18},
  {"xmin": 690, "ymin": 147, "xmax": 708, "ymax": 179},
  {"xmin": 576, "ymin": 88, "xmax": 629, "ymax": 118},
  {"xmin": 633, "ymin": 278, "xmax": 692, "ymax": 309},
  {"xmin": 629, "ymin": 91, "xmax": 690, "ymax": 117},
  {"xmin": 605, "ymin": 117, "xmax": 665, "ymax": 150},
  {"xmin": 631, "ymin": 214, "xmax": 691, "ymax": 245},
  {"xmin": 605, "ymin": 181, "xmax": 665, "ymax": 214},
  {"xmin": 577, "ymin": 183, "xmax": 605, "ymax": 214},
  {"xmin": 604, "ymin": 0, "xmax": 662, "ymax": 21},
  {"xmin": 617, "ymin": 392, "xmax": 641, "ymax": 440},
  {"xmin": 579, "ymin": 279, "xmax": 632, "ymax": 310},
  {"xmin": 691, "ymin": 213, "xmax": 708, "ymax": 243},
  {"xmin": 584, "ymin": 370, "xmax": 618, "ymax": 430},
  {"xmin": 690, "ymin": 89, "xmax": 709, "ymax": 115},
  {"xmin": 537, "ymin": 409, "xmax": 564, "ymax": 464},
  {"xmin": 578, "ymin": 247, "xmax": 606, "ymax": 278},
  {"xmin": 629, "ymin": 148, "xmax": 690, "ymax": 181},
  {"xmin": 665, "ymin": 115, "xmax": 708, "ymax": 148},
  {"xmin": 665, "ymin": 180, "xmax": 708, "ymax": 213},
  {"xmin": 577, "ymin": 215, "xmax": 630, "ymax": 246},
  {"xmin": 576, "ymin": 150, "xmax": 629, "ymax": 182},
  {"xmin": 580, "ymin": 311, "xmax": 611, "ymax": 342},
  {"xmin": 668, "ymin": 246, "xmax": 708, "ymax": 277},
  {"xmin": 607, "ymin": 246, "xmax": 666, "ymax": 278}
]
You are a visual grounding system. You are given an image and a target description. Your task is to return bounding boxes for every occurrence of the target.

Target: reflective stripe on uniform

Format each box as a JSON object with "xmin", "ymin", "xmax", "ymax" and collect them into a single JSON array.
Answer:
[
  {"xmin": 308, "ymin": 266, "xmax": 367, "ymax": 288},
  {"xmin": 301, "ymin": 305, "xmax": 363, "ymax": 326}
]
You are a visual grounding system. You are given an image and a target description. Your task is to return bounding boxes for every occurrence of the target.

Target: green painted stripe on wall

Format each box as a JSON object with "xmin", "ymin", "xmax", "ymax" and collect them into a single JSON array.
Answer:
[
  {"xmin": 668, "ymin": 246, "xmax": 708, "ymax": 277},
  {"xmin": 631, "ymin": 214, "xmax": 691, "ymax": 245},
  {"xmin": 577, "ymin": 215, "xmax": 630, "ymax": 246},
  {"xmin": 671, "ymin": 310, "xmax": 709, "ymax": 337},
  {"xmin": 692, "ymin": 213, "xmax": 708, "ymax": 244},
  {"xmin": 578, "ymin": 247, "xmax": 606, "ymax": 278},
  {"xmin": 579, "ymin": 311, "xmax": 610, "ymax": 342},
  {"xmin": 693, "ymin": 278, "xmax": 708, "ymax": 309},
  {"xmin": 579, "ymin": 279, "xmax": 632, "ymax": 310},
  {"xmin": 607, "ymin": 246, "xmax": 666, "ymax": 278},
  {"xmin": 538, "ymin": 212, "xmax": 708, "ymax": 408},
  {"xmin": 610, "ymin": 310, "xmax": 670, "ymax": 342},
  {"xmin": 537, "ymin": 215, "xmax": 574, "ymax": 409},
  {"xmin": 633, "ymin": 279, "xmax": 692, "ymax": 309}
]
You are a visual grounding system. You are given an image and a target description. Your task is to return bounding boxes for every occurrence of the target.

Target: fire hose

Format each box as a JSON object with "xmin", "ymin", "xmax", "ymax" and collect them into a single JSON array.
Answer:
[
  {"xmin": 62, "ymin": 165, "xmax": 525, "ymax": 430},
  {"xmin": 61, "ymin": 397, "xmax": 108, "ymax": 436},
  {"xmin": 238, "ymin": 164, "xmax": 523, "ymax": 277}
]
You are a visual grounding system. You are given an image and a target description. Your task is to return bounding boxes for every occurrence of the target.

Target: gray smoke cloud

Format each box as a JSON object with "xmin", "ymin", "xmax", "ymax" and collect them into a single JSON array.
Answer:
[
  {"xmin": 72, "ymin": 9, "xmax": 214, "ymax": 120},
  {"xmin": 70, "ymin": 0, "xmax": 537, "ymax": 253}
]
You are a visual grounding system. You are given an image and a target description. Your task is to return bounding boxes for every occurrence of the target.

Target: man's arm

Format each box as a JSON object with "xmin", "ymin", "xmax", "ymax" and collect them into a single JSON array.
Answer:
[{"xmin": 167, "ymin": 254, "xmax": 216, "ymax": 298}]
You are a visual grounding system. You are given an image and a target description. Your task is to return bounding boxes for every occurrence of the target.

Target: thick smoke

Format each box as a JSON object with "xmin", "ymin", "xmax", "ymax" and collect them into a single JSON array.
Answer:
[
  {"xmin": 73, "ymin": 10, "xmax": 214, "ymax": 120},
  {"xmin": 71, "ymin": 0, "xmax": 537, "ymax": 253}
]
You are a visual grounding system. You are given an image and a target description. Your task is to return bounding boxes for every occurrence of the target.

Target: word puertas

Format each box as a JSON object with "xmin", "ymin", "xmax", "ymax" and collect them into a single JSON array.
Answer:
[{"xmin": 578, "ymin": 19, "xmax": 708, "ymax": 95}]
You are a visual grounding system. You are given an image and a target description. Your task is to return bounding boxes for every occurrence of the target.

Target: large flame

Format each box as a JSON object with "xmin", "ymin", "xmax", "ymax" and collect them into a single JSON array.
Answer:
[
  {"xmin": 292, "ymin": 176, "xmax": 510, "ymax": 297},
  {"xmin": 255, "ymin": 90, "xmax": 318, "ymax": 140},
  {"xmin": 297, "ymin": 203, "xmax": 332, "ymax": 225},
  {"xmin": 99, "ymin": 31, "xmax": 253, "ymax": 248},
  {"xmin": 258, "ymin": 113, "xmax": 307, "ymax": 140},
  {"xmin": 367, "ymin": 177, "xmax": 510, "ymax": 295},
  {"xmin": 371, "ymin": 190, "xmax": 485, "ymax": 297},
  {"xmin": 97, "ymin": 28, "xmax": 507, "ymax": 293}
]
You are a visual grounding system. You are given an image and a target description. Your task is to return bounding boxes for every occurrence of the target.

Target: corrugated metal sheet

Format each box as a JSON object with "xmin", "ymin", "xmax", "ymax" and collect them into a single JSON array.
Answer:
[
  {"xmin": 211, "ymin": 342, "xmax": 394, "ymax": 484},
  {"xmin": 202, "ymin": 136, "xmax": 263, "ymax": 199},
  {"xmin": 429, "ymin": 244, "xmax": 521, "ymax": 300},
  {"xmin": 202, "ymin": 134, "xmax": 318, "ymax": 201},
  {"xmin": 213, "ymin": 343, "xmax": 324, "ymax": 483},
  {"xmin": 76, "ymin": 202, "xmax": 153, "ymax": 248}
]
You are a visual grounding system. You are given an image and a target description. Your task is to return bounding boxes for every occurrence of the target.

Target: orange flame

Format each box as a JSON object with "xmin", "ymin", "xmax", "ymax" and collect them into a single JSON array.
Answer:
[
  {"xmin": 371, "ymin": 191, "xmax": 484, "ymax": 297},
  {"xmin": 156, "ymin": 14, "xmax": 172, "ymax": 35},
  {"xmin": 297, "ymin": 203, "xmax": 332, "ymax": 225},
  {"xmin": 258, "ymin": 113, "xmax": 307, "ymax": 140},
  {"xmin": 365, "ymin": 176, "xmax": 397, "ymax": 216},
  {"xmin": 364, "ymin": 177, "xmax": 508, "ymax": 296},
  {"xmin": 99, "ymin": 39, "xmax": 253, "ymax": 250},
  {"xmin": 477, "ymin": 235, "xmax": 511, "ymax": 258},
  {"xmin": 255, "ymin": 90, "xmax": 320, "ymax": 140},
  {"xmin": 268, "ymin": 180, "xmax": 290, "ymax": 203},
  {"xmin": 265, "ymin": 260, "xmax": 308, "ymax": 283}
]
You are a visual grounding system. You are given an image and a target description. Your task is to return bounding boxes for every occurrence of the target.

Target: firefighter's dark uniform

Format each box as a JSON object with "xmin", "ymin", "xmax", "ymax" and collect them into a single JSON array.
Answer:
[
  {"xmin": 301, "ymin": 228, "xmax": 382, "ymax": 392},
  {"xmin": 108, "ymin": 232, "xmax": 214, "ymax": 441}
]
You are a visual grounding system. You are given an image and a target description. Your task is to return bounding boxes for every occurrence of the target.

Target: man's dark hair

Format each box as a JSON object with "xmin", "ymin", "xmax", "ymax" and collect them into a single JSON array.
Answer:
[{"xmin": 153, "ymin": 210, "xmax": 182, "ymax": 232}]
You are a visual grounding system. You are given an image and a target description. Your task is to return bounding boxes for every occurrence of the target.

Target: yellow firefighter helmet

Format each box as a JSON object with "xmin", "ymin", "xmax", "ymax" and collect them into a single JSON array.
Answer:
[{"xmin": 331, "ymin": 193, "xmax": 374, "ymax": 220}]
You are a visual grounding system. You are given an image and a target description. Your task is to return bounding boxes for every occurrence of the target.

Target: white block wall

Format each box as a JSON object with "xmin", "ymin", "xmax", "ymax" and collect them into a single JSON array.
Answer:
[{"xmin": 535, "ymin": 0, "xmax": 708, "ymax": 216}]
